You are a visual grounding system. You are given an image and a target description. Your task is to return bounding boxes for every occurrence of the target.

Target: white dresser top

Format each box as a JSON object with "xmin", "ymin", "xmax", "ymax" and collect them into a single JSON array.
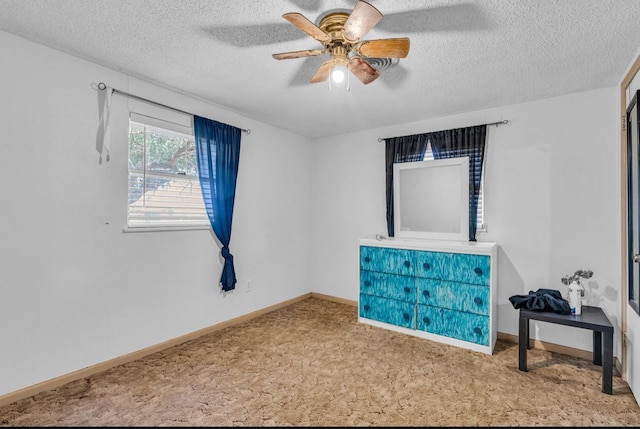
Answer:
[{"xmin": 360, "ymin": 235, "xmax": 497, "ymax": 255}]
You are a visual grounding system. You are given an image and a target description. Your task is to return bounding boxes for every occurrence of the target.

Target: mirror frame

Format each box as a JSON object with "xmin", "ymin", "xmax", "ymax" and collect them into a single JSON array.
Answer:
[{"xmin": 393, "ymin": 156, "xmax": 469, "ymax": 241}]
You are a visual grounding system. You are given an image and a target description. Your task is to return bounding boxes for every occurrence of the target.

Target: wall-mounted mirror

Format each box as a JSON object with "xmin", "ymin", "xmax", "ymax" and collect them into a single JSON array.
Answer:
[{"xmin": 393, "ymin": 157, "xmax": 469, "ymax": 241}]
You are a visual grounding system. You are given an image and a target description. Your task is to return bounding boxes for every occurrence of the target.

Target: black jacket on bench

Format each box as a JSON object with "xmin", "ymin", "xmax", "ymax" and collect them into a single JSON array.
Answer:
[{"xmin": 509, "ymin": 288, "xmax": 571, "ymax": 315}]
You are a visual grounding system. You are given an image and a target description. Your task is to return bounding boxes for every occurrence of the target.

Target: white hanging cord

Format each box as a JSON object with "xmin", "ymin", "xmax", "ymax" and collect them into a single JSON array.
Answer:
[{"xmin": 96, "ymin": 82, "xmax": 113, "ymax": 163}]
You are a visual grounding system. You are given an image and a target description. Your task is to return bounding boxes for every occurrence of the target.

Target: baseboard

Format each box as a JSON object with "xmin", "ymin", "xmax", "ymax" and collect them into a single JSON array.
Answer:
[
  {"xmin": 0, "ymin": 293, "xmax": 312, "ymax": 408},
  {"xmin": 310, "ymin": 292, "xmax": 357, "ymax": 307},
  {"xmin": 497, "ymin": 332, "xmax": 622, "ymax": 375},
  {"xmin": 497, "ymin": 331, "xmax": 592, "ymax": 360},
  {"xmin": 0, "ymin": 293, "xmax": 619, "ymax": 408}
]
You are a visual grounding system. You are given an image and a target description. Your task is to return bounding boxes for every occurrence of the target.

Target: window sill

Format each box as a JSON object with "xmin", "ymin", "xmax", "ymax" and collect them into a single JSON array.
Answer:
[{"xmin": 123, "ymin": 225, "xmax": 210, "ymax": 233}]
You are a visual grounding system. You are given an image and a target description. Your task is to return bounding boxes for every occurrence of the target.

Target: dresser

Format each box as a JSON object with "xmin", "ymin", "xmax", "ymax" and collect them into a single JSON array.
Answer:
[{"xmin": 358, "ymin": 236, "xmax": 498, "ymax": 354}]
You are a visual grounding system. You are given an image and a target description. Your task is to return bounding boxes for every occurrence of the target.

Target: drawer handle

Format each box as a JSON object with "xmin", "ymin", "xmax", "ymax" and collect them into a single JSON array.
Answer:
[
  {"xmin": 422, "ymin": 316, "xmax": 431, "ymax": 325},
  {"xmin": 364, "ymin": 280, "xmax": 371, "ymax": 287},
  {"xmin": 423, "ymin": 290, "xmax": 431, "ymax": 298},
  {"xmin": 473, "ymin": 327, "xmax": 482, "ymax": 335},
  {"xmin": 364, "ymin": 256, "xmax": 371, "ymax": 263},
  {"xmin": 402, "ymin": 312, "xmax": 410, "ymax": 320},
  {"xmin": 474, "ymin": 267, "xmax": 483, "ymax": 276},
  {"xmin": 403, "ymin": 286, "xmax": 411, "ymax": 293},
  {"xmin": 363, "ymin": 305, "xmax": 370, "ymax": 311},
  {"xmin": 423, "ymin": 262, "xmax": 431, "ymax": 270},
  {"xmin": 473, "ymin": 297, "xmax": 483, "ymax": 306},
  {"xmin": 404, "ymin": 260, "xmax": 411, "ymax": 268}
]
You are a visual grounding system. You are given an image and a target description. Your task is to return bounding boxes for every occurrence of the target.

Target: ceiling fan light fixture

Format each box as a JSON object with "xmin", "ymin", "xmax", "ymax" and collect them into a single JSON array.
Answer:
[
  {"xmin": 329, "ymin": 60, "xmax": 350, "ymax": 91},
  {"xmin": 331, "ymin": 65, "xmax": 346, "ymax": 83},
  {"xmin": 328, "ymin": 44, "xmax": 350, "ymax": 91}
]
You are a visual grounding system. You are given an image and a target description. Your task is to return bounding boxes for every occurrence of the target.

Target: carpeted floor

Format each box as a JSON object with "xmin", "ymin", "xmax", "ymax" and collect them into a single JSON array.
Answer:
[{"xmin": 1, "ymin": 297, "xmax": 639, "ymax": 427}]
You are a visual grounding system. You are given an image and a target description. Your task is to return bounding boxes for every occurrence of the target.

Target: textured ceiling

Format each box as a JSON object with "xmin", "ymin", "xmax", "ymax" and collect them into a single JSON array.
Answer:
[{"xmin": 2, "ymin": 0, "xmax": 640, "ymax": 139}]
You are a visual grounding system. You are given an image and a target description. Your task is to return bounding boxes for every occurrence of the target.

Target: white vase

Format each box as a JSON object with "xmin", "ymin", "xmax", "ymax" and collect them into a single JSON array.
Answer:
[{"xmin": 567, "ymin": 282, "xmax": 583, "ymax": 315}]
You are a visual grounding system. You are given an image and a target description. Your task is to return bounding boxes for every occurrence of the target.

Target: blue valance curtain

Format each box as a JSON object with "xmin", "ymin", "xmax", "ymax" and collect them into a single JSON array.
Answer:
[
  {"xmin": 384, "ymin": 134, "xmax": 430, "ymax": 237},
  {"xmin": 194, "ymin": 115, "xmax": 242, "ymax": 292},
  {"xmin": 429, "ymin": 125, "xmax": 487, "ymax": 242},
  {"xmin": 384, "ymin": 124, "xmax": 487, "ymax": 241}
]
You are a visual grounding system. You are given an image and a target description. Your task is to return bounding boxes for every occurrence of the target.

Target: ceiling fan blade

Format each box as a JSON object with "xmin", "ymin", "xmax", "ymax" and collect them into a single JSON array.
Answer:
[
  {"xmin": 283, "ymin": 12, "xmax": 331, "ymax": 43},
  {"xmin": 356, "ymin": 37, "xmax": 410, "ymax": 59},
  {"xmin": 272, "ymin": 49, "xmax": 325, "ymax": 60},
  {"xmin": 342, "ymin": 0, "xmax": 383, "ymax": 43},
  {"xmin": 348, "ymin": 56, "xmax": 380, "ymax": 85},
  {"xmin": 310, "ymin": 60, "xmax": 334, "ymax": 83}
]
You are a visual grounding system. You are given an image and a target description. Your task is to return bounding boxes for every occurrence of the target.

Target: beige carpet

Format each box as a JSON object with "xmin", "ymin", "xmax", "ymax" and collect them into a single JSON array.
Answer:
[{"xmin": 0, "ymin": 297, "xmax": 639, "ymax": 427}]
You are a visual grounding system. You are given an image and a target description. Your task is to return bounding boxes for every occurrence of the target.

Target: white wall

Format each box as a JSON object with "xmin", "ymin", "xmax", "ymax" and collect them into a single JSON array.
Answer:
[
  {"xmin": 0, "ymin": 30, "xmax": 312, "ymax": 396},
  {"xmin": 311, "ymin": 87, "xmax": 621, "ymax": 356}
]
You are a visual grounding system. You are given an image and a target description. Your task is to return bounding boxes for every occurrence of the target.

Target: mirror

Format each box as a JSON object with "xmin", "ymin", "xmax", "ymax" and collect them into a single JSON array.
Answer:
[{"xmin": 393, "ymin": 157, "xmax": 469, "ymax": 241}]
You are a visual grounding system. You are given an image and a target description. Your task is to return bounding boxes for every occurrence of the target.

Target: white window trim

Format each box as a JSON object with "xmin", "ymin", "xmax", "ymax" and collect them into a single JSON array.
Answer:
[
  {"xmin": 123, "ymin": 225, "xmax": 210, "ymax": 233},
  {"xmin": 126, "ymin": 101, "xmax": 209, "ymax": 231}
]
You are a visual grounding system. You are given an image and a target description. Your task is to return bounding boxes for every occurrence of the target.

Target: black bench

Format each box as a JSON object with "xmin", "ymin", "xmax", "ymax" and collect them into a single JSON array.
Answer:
[{"xmin": 518, "ymin": 305, "xmax": 614, "ymax": 394}]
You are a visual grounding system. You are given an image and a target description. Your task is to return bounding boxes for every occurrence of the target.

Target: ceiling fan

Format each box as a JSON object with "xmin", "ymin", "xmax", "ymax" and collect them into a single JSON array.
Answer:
[{"xmin": 272, "ymin": 1, "xmax": 410, "ymax": 86}]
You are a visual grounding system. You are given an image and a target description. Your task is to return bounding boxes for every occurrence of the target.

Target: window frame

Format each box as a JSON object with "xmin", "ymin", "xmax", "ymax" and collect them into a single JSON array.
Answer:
[{"xmin": 125, "ymin": 109, "xmax": 209, "ymax": 233}]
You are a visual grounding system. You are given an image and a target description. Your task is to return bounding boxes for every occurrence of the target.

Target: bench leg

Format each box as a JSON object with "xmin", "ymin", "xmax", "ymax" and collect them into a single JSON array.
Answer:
[
  {"xmin": 519, "ymin": 313, "xmax": 529, "ymax": 371},
  {"xmin": 593, "ymin": 330, "xmax": 602, "ymax": 366},
  {"xmin": 602, "ymin": 330, "xmax": 613, "ymax": 395}
]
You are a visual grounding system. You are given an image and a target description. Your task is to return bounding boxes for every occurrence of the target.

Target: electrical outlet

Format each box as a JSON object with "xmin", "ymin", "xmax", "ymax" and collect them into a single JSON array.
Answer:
[{"xmin": 245, "ymin": 281, "xmax": 252, "ymax": 293}]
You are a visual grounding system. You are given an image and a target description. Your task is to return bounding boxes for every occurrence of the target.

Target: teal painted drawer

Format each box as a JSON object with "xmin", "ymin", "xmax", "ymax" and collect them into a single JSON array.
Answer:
[
  {"xmin": 416, "ymin": 278, "xmax": 490, "ymax": 316},
  {"xmin": 440, "ymin": 253, "xmax": 491, "ymax": 286},
  {"xmin": 416, "ymin": 305, "xmax": 489, "ymax": 346},
  {"xmin": 359, "ymin": 293, "xmax": 416, "ymax": 329},
  {"xmin": 360, "ymin": 270, "xmax": 416, "ymax": 303},
  {"xmin": 360, "ymin": 246, "xmax": 413, "ymax": 276},
  {"xmin": 413, "ymin": 250, "xmax": 446, "ymax": 279}
]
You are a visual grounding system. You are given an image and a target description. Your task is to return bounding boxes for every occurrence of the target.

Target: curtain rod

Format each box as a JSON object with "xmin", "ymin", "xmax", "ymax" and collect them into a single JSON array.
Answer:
[
  {"xmin": 97, "ymin": 82, "xmax": 251, "ymax": 135},
  {"xmin": 376, "ymin": 120, "xmax": 509, "ymax": 142}
]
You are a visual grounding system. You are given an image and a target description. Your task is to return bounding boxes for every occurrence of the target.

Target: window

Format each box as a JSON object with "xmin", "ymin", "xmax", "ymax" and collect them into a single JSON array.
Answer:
[
  {"xmin": 127, "ymin": 110, "xmax": 208, "ymax": 230},
  {"xmin": 423, "ymin": 143, "xmax": 485, "ymax": 229}
]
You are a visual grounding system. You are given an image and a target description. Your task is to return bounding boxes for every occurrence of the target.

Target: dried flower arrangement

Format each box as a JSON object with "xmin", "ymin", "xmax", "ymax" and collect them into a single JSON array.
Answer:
[{"xmin": 561, "ymin": 269, "xmax": 593, "ymax": 286}]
